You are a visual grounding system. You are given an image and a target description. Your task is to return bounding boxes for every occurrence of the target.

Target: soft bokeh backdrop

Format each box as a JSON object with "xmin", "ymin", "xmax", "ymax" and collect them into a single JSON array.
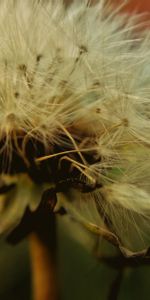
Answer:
[{"xmin": 0, "ymin": 217, "xmax": 150, "ymax": 300}]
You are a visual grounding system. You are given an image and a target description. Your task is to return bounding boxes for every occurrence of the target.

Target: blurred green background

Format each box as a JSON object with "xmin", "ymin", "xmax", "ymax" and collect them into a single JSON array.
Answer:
[{"xmin": 0, "ymin": 218, "xmax": 149, "ymax": 300}]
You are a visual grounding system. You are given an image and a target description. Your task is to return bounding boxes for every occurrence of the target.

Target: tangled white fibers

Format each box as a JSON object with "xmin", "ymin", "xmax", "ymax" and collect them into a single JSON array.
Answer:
[{"xmin": 0, "ymin": 0, "xmax": 150, "ymax": 257}]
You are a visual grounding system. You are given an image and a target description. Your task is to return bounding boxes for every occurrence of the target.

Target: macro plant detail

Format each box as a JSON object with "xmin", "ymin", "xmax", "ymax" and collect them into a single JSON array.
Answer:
[{"xmin": 0, "ymin": 0, "xmax": 150, "ymax": 299}]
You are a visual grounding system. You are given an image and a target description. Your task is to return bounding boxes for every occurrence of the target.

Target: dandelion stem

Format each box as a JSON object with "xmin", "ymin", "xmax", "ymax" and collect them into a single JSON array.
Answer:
[
  {"xmin": 30, "ymin": 205, "xmax": 59, "ymax": 300},
  {"xmin": 107, "ymin": 268, "xmax": 124, "ymax": 300}
]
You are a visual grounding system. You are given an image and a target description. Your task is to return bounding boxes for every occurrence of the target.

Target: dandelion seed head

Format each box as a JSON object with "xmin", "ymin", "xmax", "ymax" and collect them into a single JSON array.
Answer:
[{"xmin": 0, "ymin": 0, "xmax": 149, "ymax": 255}]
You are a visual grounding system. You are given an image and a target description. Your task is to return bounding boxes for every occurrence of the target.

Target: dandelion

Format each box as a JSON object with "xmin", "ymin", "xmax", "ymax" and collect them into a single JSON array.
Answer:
[{"xmin": 0, "ymin": 0, "xmax": 150, "ymax": 298}]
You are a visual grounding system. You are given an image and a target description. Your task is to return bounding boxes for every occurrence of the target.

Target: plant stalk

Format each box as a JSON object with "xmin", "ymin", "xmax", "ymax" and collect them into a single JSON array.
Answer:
[{"xmin": 30, "ymin": 203, "xmax": 59, "ymax": 300}]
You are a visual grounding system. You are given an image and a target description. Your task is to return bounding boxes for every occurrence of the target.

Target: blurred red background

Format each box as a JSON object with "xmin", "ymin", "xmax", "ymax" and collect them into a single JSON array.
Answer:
[{"xmin": 115, "ymin": 0, "xmax": 150, "ymax": 14}]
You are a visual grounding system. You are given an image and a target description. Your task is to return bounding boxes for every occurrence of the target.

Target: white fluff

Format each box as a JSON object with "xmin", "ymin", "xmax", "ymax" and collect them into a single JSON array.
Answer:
[{"xmin": 0, "ymin": 0, "xmax": 149, "ymax": 255}]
